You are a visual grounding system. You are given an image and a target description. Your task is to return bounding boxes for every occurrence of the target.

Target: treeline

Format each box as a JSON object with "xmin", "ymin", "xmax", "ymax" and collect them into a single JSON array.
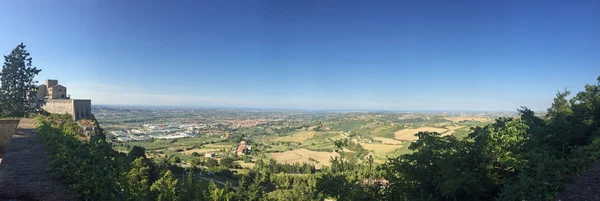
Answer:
[
  {"xmin": 37, "ymin": 115, "xmax": 234, "ymax": 200},
  {"xmin": 254, "ymin": 159, "xmax": 316, "ymax": 174},
  {"xmin": 379, "ymin": 77, "xmax": 600, "ymax": 201},
  {"xmin": 37, "ymin": 76, "xmax": 600, "ymax": 201}
]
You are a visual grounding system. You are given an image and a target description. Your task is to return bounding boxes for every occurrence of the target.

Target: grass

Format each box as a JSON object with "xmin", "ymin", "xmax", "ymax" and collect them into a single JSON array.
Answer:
[
  {"xmin": 373, "ymin": 137, "xmax": 403, "ymax": 145},
  {"xmin": 272, "ymin": 131, "xmax": 320, "ymax": 142},
  {"xmin": 371, "ymin": 125, "xmax": 400, "ymax": 138},
  {"xmin": 122, "ymin": 137, "xmax": 229, "ymax": 151},
  {"xmin": 180, "ymin": 148, "xmax": 222, "ymax": 154},
  {"xmin": 394, "ymin": 127, "xmax": 448, "ymax": 141},
  {"xmin": 265, "ymin": 144, "xmax": 295, "ymax": 153},
  {"xmin": 360, "ymin": 143, "xmax": 403, "ymax": 155},
  {"xmin": 385, "ymin": 146, "xmax": 414, "ymax": 159},
  {"xmin": 452, "ymin": 127, "xmax": 472, "ymax": 139},
  {"xmin": 270, "ymin": 148, "xmax": 337, "ymax": 168}
]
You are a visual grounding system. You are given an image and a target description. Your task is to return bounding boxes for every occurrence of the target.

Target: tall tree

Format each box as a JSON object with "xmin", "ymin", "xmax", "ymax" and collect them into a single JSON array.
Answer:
[
  {"xmin": 126, "ymin": 157, "xmax": 153, "ymax": 201},
  {"xmin": 0, "ymin": 43, "xmax": 43, "ymax": 117},
  {"xmin": 150, "ymin": 170, "xmax": 179, "ymax": 201}
]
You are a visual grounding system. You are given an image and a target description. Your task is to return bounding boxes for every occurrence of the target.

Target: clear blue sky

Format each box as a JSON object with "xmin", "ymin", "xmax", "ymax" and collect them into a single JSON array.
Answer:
[{"xmin": 1, "ymin": 0, "xmax": 599, "ymax": 111}]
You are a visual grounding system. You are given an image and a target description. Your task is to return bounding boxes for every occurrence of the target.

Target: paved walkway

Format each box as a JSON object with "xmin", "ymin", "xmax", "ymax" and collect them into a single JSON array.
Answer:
[
  {"xmin": 0, "ymin": 119, "xmax": 76, "ymax": 201},
  {"xmin": 556, "ymin": 162, "xmax": 600, "ymax": 201}
]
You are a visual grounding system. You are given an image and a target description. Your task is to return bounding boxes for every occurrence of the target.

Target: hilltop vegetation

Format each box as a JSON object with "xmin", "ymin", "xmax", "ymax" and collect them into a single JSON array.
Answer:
[
  {"xmin": 5, "ymin": 42, "xmax": 600, "ymax": 201},
  {"xmin": 33, "ymin": 76, "xmax": 600, "ymax": 201},
  {"xmin": 0, "ymin": 43, "xmax": 43, "ymax": 118}
]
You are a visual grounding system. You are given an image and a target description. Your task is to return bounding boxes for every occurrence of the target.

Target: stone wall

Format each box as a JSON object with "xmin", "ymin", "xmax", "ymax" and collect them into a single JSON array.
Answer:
[
  {"xmin": 73, "ymin": 99, "xmax": 91, "ymax": 120},
  {"xmin": 42, "ymin": 99, "xmax": 92, "ymax": 121},
  {"xmin": 37, "ymin": 85, "xmax": 47, "ymax": 98},
  {"xmin": 43, "ymin": 99, "xmax": 74, "ymax": 118},
  {"xmin": 49, "ymin": 85, "xmax": 67, "ymax": 99},
  {"xmin": 45, "ymin": 79, "xmax": 58, "ymax": 87},
  {"xmin": 0, "ymin": 120, "xmax": 20, "ymax": 150}
]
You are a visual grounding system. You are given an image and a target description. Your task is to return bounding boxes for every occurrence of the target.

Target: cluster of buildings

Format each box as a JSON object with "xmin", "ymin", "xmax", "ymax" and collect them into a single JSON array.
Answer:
[
  {"xmin": 37, "ymin": 79, "xmax": 91, "ymax": 121},
  {"xmin": 227, "ymin": 119, "xmax": 269, "ymax": 129},
  {"xmin": 110, "ymin": 123, "xmax": 202, "ymax": 141}
]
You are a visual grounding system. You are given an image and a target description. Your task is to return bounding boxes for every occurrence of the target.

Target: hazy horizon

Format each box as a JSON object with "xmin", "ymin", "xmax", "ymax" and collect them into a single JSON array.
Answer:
[
  {"xmin": 2, "ymin": 0, "xmax": 599, "ymax": 111},
  {"xmin": 92, "ymin": 103, "xmax": 528, "ymax": 113}
]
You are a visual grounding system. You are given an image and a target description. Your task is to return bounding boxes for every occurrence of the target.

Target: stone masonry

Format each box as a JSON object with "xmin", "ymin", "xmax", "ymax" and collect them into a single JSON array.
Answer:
[
  {"xmin": 38, "ymin": 79, "xmax": 92, "ymax": 121},
  {"xmin": 0, "ymin": 120, "xmax": 20, "ymax": 152}
]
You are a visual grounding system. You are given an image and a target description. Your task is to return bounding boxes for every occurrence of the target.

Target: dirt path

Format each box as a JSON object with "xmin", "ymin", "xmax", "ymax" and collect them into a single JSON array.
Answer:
[
  {"xmin": 556, "ymin": 162, "xmax": 600, "ymax": 201},
  {"xmin": 0, "ymin": 119, "xmax": 76, "ymax": 201}
]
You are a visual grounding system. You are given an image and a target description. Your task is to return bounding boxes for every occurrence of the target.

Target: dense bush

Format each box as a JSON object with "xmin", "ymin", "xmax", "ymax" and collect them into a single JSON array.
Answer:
[
  {"xmin": 36, "ymin": 77, "xmax": 600, "ymax": 201},
  {"xmin": 382, "ymin": 76, "xmax": 600, "ymax": 201},
  {"xmin": 37, "ymin": 115, "xmax": 128, "ymax": 200}
]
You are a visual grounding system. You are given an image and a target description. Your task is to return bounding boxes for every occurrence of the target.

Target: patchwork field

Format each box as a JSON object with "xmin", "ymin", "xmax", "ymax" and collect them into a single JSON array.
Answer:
[
  {"xmin": 273, "ymin": 131, "xmax": 320, "ymax": 142},
  {"xmin": 203, "ymin": 144, "xmax": 233, "ymax": 149},
  {"xmin": 270, "ymin": 148, "xmax": 338, "ymax": 168},
  {"xmin": 374, "ymin": 137, "xmax": 403, "ymax": 145},
  {"xmin": 441, "ymin": 126, "xmax": 464, "ymax": 137},
  {"xmin": 394, "ymin": 127, "xmax": 448, "ymax": 141},
  {"xmin": 180, "ymin": 148, "xmax": 221, "ymax": 154},
  {"xmin": 360, "ymin": 143, "xmax": 403, "ymax": 155}
]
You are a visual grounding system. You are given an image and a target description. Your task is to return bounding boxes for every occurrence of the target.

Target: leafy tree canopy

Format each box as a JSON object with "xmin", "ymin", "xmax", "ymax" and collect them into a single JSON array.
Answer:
[{"xmin": 0, "ymin": 43, "xmax": 43, "ymax": 117}]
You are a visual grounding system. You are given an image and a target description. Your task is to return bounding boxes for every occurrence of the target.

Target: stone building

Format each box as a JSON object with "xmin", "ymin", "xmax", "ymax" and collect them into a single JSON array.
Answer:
[{"xmin": 37, "ymin": 79, "xmax": 91, "ymax": 121}]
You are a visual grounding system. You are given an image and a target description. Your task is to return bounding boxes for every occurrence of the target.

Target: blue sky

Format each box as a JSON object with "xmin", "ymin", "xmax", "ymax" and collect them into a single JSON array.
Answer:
[{"xmin": 1, "ymin": 0, "xmax": 599, "ymax": 111}]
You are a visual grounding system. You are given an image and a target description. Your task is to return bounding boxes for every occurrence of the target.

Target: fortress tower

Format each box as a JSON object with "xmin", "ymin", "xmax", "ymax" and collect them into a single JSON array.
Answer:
[{"xmin": 37, "ymin": 79, "xmax": 91, "ymax": 120}]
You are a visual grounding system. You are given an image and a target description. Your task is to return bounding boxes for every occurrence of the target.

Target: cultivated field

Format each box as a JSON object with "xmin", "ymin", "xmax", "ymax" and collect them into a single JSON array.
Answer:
[
  {"xmin": 360, "ymin": 143, "xmax": 403, "ymax": 155},
  {"xmin": 273, "ymin": 131, "xmax": 320, "ymax": 142},
  {"xmin": 180, "ymin": 148, "xmax": 222, "ymax": 154},
  {"xmin": 394, "ymin": 127, "xmax": 448, "ymax": 141},
  {"xmin": 374, "ymin": 137, "xmax": 403, "ymax": 145},
  {"xmin": 270, "ymin": 148, "xmax": 338, "ymax": 168},
  {"xmin": 203, "ymin": 144, "xmax": 233, "ymax": 149},
  {"xmin": 441, "ymin": 126, "xmax": 464, "ymax": 137}
]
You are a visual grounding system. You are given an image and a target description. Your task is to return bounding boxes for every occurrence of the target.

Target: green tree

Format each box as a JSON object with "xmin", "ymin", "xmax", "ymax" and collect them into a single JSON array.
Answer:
[
  {"xmin": 207, "ymin": 182, "xmax": 226, "ymax": 201},
  {"xmin": 151, "ymin": 170, "xmax": 179, "ymax": 201},
  {"xmin": 0, "ymin": 43, "xmax": 43, "ymax": 117},
  {"xmin": 333, "ymin": 139, "xmax": 349, "ymax": 173},
  {"xmin": 205, "ymin": 158, "xmax": 219, "ymax": 167},
  {"xmin": 128, "ymin": 146, "xmax": 147, "ymax": 161},
  {"xmin": 126, "ymin": 157, "xmax": 153, "ymax": 201},
  {"xmin": 236, "ymin": 174, "xmax": 264, "ymax": 201}
]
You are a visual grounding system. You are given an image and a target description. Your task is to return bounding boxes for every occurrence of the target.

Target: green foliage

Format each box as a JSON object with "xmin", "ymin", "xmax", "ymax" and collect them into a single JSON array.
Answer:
[
  {"xmin": 37, "ymin": 117, "xmax": 128, "ymax": 200},
  {"xmin": 254, "ymin": 158, "xmax": 316, "ymax": 174},
  {"xmin": 0, "ymin": 43, "xmax": 43, "ymax": 117},
  {"xmin": 151, "ymin": 170, "xmax": 179, "ymax": 201},
  {"xmin": 206, "ymin": 157, "xmax": 219, "ymax": 167},
  {"xmin": 126, "ymin": 157, "xmax": 154, "ymax": 201},
  {"xmin": 381, "ymin": 77, "xmax": 600, "ymax": 201},
  {"xmin": 36, "ymin": 76, "xmax": 600, "ymax": 201},
  {"xmin": 128, "ymin": 146, "xmax": 147, "ymax": 161}
]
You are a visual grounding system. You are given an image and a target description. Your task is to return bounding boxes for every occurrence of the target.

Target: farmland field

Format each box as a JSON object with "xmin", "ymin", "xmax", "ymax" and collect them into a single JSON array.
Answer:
[
  {"xmin": 180, "ymin": 148, "xmax": 222, "ymax": 154},
  {"xmin": 394, "ymin": 126, "xmax": 448, "ymax": 141},
  {"xmin": 270, "ymin": 148, "xmax": 338, "ymax": 168},
  {"xmin": 373, "ymin": 137, "xmax": 403, "ymax": 145},
  {"xmin": 273, "ymin": 131, "xmax": 320, "ymax": 142},
  {"xmin": 359, "ymin": 143, "xmax": 403, "ymax": 155}
]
